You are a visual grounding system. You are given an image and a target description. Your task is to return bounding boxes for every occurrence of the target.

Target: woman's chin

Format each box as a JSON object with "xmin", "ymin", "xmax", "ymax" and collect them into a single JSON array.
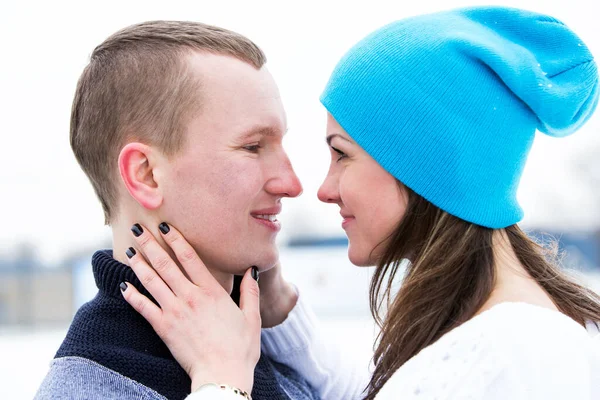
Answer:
[{"xmin": 347, "ymin": 247, "xmax": 376, "ymax": 267}]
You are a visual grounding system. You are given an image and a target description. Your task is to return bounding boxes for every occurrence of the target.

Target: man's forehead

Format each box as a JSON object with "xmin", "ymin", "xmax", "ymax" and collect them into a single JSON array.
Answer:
[{"xmin": 186, "ymin": 51, "xmax": 266, "ymax": 87}]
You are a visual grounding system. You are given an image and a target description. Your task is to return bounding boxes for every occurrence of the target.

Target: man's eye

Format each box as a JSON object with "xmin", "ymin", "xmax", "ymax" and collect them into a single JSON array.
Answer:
[
  {"xmin": 243, "ymin": 144, "xmax": 261, "ymax": 153},
  {"xmin": 331, "ymin": 146, "xmax": 347, "ymax": 161}
]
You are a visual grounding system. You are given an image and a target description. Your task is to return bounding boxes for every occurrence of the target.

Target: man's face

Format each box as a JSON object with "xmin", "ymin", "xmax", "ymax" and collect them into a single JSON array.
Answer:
[{"xmin": 158, "ymin": 53, "xmax": 302, "ymax": 275}]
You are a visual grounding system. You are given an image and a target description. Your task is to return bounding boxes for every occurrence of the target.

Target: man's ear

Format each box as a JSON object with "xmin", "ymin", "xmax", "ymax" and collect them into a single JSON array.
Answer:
[{"xmin": 118, "ymin": 142, "xmax": 163, "ymax": 210}]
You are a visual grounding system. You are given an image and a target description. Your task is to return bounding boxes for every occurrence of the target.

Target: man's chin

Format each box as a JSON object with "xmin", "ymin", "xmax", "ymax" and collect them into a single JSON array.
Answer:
[
  {"xmin": 235, "ymin": 249, "xmax": 279, "ymax": 275},
  {"xmin": 200, "ymin": 241, "xmax": 278, "ymax": 272},
  {"xmin": 253, "ymin": 259, "xmax": 278, "ymax": 273},
  {"xmin": 260, "ymin": 248, "xmax": 279, "ymax": 269}
]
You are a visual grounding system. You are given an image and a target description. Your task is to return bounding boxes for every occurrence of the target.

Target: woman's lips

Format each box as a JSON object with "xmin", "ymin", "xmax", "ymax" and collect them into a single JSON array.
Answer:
[{"xmin": 342, "ymin": 216, "xmax": 355, "ymax": 228}]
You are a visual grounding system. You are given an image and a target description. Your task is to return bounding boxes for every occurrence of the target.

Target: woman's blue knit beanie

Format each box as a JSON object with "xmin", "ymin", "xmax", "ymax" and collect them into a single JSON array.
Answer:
[{"xmin": 320, "ymin": 6, "xmax": 598, "ymax": 228}]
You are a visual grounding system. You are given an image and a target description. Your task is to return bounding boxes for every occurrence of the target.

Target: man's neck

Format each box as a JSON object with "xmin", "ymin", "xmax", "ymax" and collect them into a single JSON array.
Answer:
[{"xmin": 111, "ymin": 220, "xmax": 234, "ymax": 294}]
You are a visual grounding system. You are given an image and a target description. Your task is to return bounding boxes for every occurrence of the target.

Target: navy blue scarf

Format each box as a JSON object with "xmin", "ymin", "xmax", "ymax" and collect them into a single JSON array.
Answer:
[{"xmin": 55, "ymin": 250, "xmax": 318, "ymax": 400}]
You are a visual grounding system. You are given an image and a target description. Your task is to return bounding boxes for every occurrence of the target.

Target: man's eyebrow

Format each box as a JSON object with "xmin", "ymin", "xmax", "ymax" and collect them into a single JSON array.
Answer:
[
  {"xmin": 239, "ymin": 126, "xmax": 288, "ymax": 140},
  {"xmin": 326, "ymin": 133, "xmax": 352, "ymax": 145}
]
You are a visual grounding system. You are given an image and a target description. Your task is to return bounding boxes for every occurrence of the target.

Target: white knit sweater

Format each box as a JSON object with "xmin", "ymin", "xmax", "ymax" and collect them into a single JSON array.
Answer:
[
  {"xmin": 189, "ymin": 297, "xmax": 600, "ymax": 399},
  {"xmin": 374, "ymin": 302, "xmax": 600, "ymax": 399}
]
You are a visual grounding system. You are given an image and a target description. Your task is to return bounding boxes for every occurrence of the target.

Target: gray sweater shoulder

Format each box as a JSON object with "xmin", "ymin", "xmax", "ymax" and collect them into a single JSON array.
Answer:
[{"xmin": 34, "ymin": 356, "xmax": 168, "ymax": 400}]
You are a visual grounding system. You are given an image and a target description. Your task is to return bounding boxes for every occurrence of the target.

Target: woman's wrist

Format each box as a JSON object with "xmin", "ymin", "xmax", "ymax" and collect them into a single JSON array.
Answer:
[
  {"xmin": 191, "ymin": 370, "xmax": 254, "ymax": 395},
  {"xmin": 191, "ymin": 383, "xmax": 252, "ymax": 399}
]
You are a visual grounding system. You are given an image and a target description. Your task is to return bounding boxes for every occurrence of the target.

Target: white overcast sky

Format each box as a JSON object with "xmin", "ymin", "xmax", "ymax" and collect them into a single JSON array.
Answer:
[{"xmin": 1, "ymin": 0, "xmax": 599, "ymax": 263}]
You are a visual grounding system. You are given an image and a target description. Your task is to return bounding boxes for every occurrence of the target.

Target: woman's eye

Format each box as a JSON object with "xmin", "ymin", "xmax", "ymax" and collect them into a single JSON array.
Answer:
[
  {"xmin": 243, "ymin": 144, "xmax": 261, "ymax": 153},
  {"xmin": 331, "ymin": 146, "xmax": 347, "ymax": 161}
]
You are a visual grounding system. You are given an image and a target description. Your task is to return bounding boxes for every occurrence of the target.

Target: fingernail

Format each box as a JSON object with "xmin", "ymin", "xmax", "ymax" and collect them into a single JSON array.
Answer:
[
  {"xmin": 120, "ymin": 282, "xmax": 128, "ymax": 292},
  {"xmin": 251, "ymin": 266, "xmax": 259, "ymax": 282},
  {"xmin": 131, "ymin": 223, "xmax": 143, "ymax": 237},
  {"xmin": 159, "ymin": 222, "xmax": 170, "ymax": 235},
  {"xmin": 126, "ymin": 247, "xmax": 136, "ymax": 259}
]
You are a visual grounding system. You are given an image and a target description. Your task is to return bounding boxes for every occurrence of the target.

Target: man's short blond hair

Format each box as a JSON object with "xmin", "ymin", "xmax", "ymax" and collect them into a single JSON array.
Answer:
[{"xmin": 70, "ymin": 21, "xmax": 266, "ymax": 224}]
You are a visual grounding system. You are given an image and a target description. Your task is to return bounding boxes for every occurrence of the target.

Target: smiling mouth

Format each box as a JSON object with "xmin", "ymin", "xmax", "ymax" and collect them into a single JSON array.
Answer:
[
  {"xmin": 251, "ymin": 213, "xmax": 281, "ymax": 232},
  {"xmin": 341, "ymin": 216, "xmax": 355, "ymax": 228},
  {"xmin": 253, "ymin": 214, "xmax": 278, "ymax": 222}
]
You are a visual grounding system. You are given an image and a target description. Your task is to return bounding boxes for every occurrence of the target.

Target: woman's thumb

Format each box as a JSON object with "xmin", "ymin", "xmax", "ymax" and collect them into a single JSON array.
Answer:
[{"xmin": 239, "ymin": 266, "xmax": 261, "ymax": 327}]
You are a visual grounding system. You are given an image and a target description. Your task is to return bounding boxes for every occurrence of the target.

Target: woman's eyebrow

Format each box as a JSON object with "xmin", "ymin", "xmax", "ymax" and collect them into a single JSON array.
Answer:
[{"xmin": 326, "ymin": 133, "xmax": 352, "ymax": 146}]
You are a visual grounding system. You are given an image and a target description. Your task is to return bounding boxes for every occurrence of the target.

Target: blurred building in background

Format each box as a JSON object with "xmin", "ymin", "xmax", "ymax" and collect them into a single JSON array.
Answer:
[
  {"xmin": 0, "ymin": 245, "xmax": 104, "ymax": 327},
  {"xmin": 1, "ymin": 229, "xmax": 599, "ymax": 327},
  {"xmin": 0, "ymin": 246, "xmax": 73, "ymax": 327},
  {"xmin": 529, "ymin": 230, "xmax": 600, "ymax": 271}
]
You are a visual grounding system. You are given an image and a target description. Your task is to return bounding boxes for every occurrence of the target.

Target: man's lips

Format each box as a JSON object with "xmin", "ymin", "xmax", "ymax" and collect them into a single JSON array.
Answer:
[
  {"xmin": 251, "ymin": 206, "xmax": 282, "ymax": 231},
  {"xmin": 251, "ymin": 206, "xmax": 282, "ymax": 216}
]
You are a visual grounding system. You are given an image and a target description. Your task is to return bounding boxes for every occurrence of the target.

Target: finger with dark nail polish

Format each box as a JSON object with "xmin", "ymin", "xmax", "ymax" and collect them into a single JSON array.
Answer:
[
  {"xmin": 131, "ymin": 224, "xmax": 143, "ymax": 237},
  {"xmin": 251, "ymin": 266, "xmax": 259, "ymax": 282},
  {"xmin": 126, "ymin": 247, "xmax": 136, "ymax": 259},
  {"xmin": 159, "ymin": 222, "xmax": 170, "ymax": 235},
  {"xmin": 120, "ymin": 282, "xmax": 128, "ymax": 292}
]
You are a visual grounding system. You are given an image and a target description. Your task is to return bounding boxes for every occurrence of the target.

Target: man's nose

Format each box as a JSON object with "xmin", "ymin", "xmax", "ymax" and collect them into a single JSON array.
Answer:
[{"xmin": 266, "ymin": 155, "xmax": 303, "ymax": 198}]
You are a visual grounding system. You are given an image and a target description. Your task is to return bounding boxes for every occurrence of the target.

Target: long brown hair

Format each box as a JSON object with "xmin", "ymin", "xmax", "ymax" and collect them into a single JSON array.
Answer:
[{"xmin": 364, "ymin": 185, "xmax": 600, "ymax": 399}]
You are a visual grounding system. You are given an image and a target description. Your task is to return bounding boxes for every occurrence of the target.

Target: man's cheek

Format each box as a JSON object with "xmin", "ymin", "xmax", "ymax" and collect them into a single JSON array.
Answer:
[{"xmin": 221, "ymin": 166, "xmax": 261, "ymax": 198}]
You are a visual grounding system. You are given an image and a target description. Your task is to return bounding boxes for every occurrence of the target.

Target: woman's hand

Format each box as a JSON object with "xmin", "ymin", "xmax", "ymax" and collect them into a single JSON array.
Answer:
[
  {"xmin": 119, "ymin": 222, "xmax": 261, "ymax": 394},
  {"xmin": 257, "ymin": 262, "xmax": 298, "ymax": 328}
]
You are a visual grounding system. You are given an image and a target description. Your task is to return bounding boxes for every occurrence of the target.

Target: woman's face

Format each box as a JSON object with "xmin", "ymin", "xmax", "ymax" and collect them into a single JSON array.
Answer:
[{"xmin": 318, "ymin": 113, "xmax": 409, "ymax": 266}]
